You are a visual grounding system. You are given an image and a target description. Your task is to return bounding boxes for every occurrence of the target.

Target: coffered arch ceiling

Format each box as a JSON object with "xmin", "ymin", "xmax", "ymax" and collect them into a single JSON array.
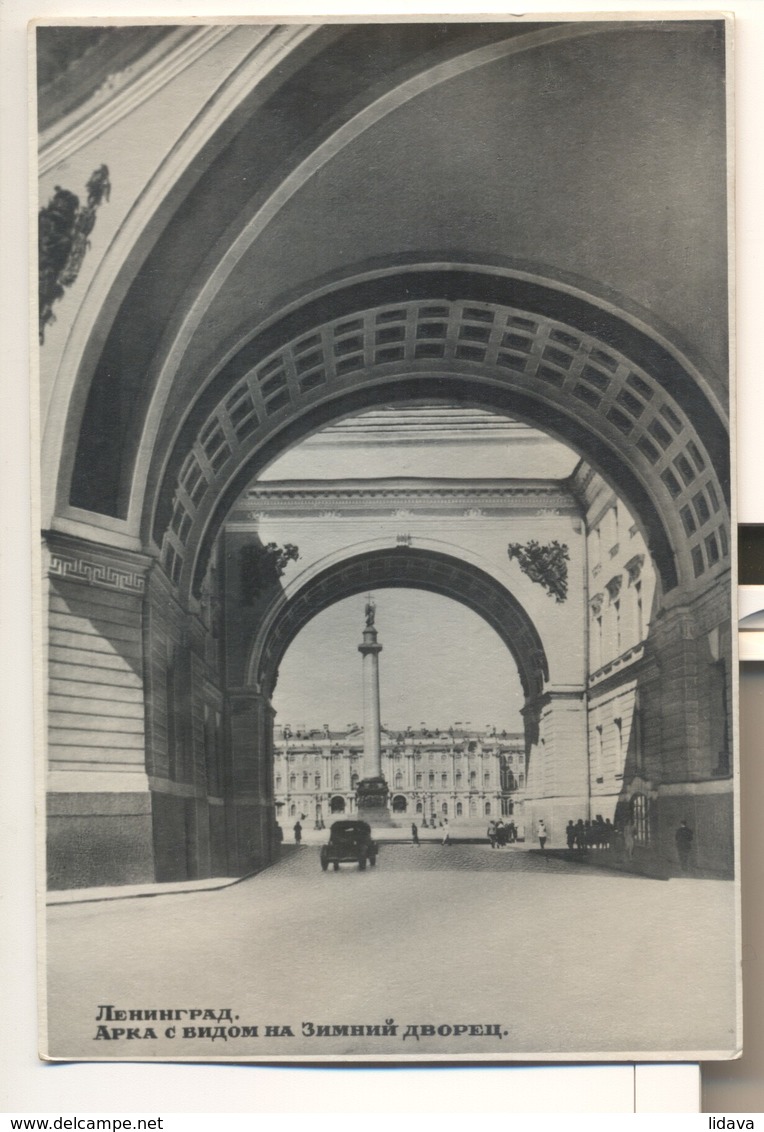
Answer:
[
  {"xmin": 150, "ymin": 267, "xmax": 729, "ymax": 598},
  {"xmin": 57, "ymin": 20, "xmax": 729, "ymax": 599},
  {"xmin": 247, "ymin": 547, "xmax": 549, "ymax": 704}
]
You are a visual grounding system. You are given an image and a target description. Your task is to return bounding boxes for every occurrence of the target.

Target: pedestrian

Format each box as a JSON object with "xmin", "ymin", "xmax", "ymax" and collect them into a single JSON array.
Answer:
[
  {"xmin": 441, "ymin": 819, "xmax": 450, "ymax": 846},
  {"xmin": 594, "ymin": 814, "xmax": 606, "ymax": 850},
  {"xmin": 487, "ymin": 820, "xmax": 497, "ymax": 849},
  {"xmin": 411, "ymin": 822, "xmax": 420, "ymax": 847},
  {"xmin": 623, "ymin": 818, "xmax": 635, "ymax": 862},
  {"xmin": 537, "ymin": 818, "xmax": 548, "ymax": 851},
  {"xmin": 566, "ymin": 820, "xmax": 576, "ymax": 852},
  {"xmin": 603, "ymin": 817, "xmax": 614, "ymax": 850},
  {"xmin": 274, "ymin": 822, "xmax": 284, "ymax": 853},
  {"xmin": 675, "ymin": 819, "xmax": 693, "ymax": 872},
  {"xmin": 293, "ymin": 820, "xmax": 302, "ymax": 845}
]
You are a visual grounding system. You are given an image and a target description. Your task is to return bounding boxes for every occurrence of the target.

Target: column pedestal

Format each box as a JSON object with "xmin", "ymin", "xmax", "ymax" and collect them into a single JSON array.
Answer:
[{"xmin": 356, "ymin": 776, "xmax": 395, "ymax": 826}]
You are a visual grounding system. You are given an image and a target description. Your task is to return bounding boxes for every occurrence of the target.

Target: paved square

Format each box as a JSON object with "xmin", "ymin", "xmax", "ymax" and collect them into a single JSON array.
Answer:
[{"xmin": 46, "ymin": 844, "xmax": 739, "ymax": 1060}]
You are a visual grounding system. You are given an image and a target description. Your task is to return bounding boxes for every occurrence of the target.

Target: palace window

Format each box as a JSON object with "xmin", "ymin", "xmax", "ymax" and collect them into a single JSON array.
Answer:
[
  {"xmin": 614, "ymin": 717, "xmax": 623, "ymax": 765},
  {"xmin": 456, "ymin": 802, "xmax": 463, "ymax": 817},
  {"xmin": 428, "ymin": 772, "xmax": 435, "ymax": 786},
  {"xmin": 594, "ymin": 724, "xmax": 604, "ymax": 783},
  {"xmin": 289, "ymin": 774, "xmax": 296, "ymax": 788},
  {"xmin": 631, "ymin": 793, "xmax": 650, "ymax": 845},
  {"xmin": 633, "ymin": 693, "xmax": 645, "ymax": 773},
  {"xmin": 441, "ymin": 773, "xmax": 448, "ymax": 787},
  {"xmin": 484, "ymin": 801, "xmax": 492, "ymax": 816},
  {"xmin": 416, "ymin": 773, "xmax": 422, "ymax": 787},
  {"xmin": 333, "ymin": 772, "xmax": 341, "ymax": 787}
]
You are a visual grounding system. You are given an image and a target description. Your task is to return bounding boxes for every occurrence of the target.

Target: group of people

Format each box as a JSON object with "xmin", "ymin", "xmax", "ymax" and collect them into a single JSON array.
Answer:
[
  {"xmin": 487, "ymin": 819, "xmax": 519, "ymax": 848},
  {"xmin": 565, "ymin": 815, "xmax": 617, "ymax": 853},
  {"xmin": 559, "ymin": 814, "xmax": 695, "ymax": 871}
]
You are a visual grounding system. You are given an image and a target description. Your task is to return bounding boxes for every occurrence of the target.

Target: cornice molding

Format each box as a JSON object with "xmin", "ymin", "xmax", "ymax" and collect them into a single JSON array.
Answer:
[
  {"xmin": 588, "ymin": 642, "xmax": 646, "ymax": 692},
  {"xmin": 227, "ymin": 479, "xmax": 580, "ymax": 523}
]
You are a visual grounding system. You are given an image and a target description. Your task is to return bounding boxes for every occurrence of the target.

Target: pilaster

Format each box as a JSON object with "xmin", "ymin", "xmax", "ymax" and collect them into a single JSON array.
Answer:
[
  {"xmin": 523, "ymin": 688, "xmax": 589, "ymax": 847},
  {"xmin": 226, "ymin": 686, "xmax": 277, "ymax": 873},
  {"xmin": 43, "ymin": 531, "xmax": 154, "ymax": 887}
]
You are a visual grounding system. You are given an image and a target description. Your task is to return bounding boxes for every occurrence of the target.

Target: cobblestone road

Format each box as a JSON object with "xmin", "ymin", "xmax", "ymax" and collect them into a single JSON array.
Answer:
[{"xmin": 46, "ymin": 843, "xmax": 738, "ymax": 1061}]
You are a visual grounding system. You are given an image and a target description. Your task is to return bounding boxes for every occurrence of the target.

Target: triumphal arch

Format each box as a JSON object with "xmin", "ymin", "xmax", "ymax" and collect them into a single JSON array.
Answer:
[{"xmin": 38, "ymin": 21, "xmax": 733, "ymax": 887}]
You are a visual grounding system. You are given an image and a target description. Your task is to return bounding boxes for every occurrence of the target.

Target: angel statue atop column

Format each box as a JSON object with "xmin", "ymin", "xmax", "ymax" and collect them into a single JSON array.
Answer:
[{"xmin": 365, "ymin": 596, "xmax": 376, "ymax": 628}]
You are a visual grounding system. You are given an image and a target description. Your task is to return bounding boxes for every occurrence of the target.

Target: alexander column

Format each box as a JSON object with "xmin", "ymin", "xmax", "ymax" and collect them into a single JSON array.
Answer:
[{"xmin": 355, "ymin": 596, "xmax": 390, "ymax": 823}]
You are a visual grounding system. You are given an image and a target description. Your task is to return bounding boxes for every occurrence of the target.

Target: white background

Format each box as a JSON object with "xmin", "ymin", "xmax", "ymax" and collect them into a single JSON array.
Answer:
[{"xmin": 2, "ymin": 0, "xmax": 762, "ymax": 1115}]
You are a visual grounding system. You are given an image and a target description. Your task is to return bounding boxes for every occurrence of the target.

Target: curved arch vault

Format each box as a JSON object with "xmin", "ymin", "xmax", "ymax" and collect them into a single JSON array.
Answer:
[
  {"xmin": 146, "ymin": 273, "xmax": 729, "ymax": 600},
  {"xmin": 249, "ymin": 548, "xmax": 549, "ymax": 702}
]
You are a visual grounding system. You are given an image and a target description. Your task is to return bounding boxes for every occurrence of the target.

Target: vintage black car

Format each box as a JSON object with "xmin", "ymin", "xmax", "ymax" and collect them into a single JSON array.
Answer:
[{"xmin": 320, "ymin": 820, "xmax": 378, "ymax": 871}]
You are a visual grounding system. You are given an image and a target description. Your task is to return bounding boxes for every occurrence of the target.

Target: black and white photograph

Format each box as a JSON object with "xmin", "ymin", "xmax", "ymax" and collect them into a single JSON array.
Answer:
[{"xmin": 35, "ymin": 14, "xmax": 740, "ymax": 1063}]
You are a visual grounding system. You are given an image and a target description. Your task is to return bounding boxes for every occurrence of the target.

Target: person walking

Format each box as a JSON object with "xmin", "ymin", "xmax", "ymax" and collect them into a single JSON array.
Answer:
[
  {"xmin": 623, "ymin": 818, "xmax": 635, "ymax": 862},
  {"xmin": 537, "ymin": 818, "xmax": 548, "ymax": 852},
  {"xmin": 566, "ymin": 820, "xmax": 576, "ymax": 852},
  {"xmin": 293, "ymin": 819, "xmax": 302, "ymax": 845},
  {"xmin": 675, "ymin": 819, "xmax": 693, "ymax": 872},
  {"xmin": 411, "ymin": 822, "xmax": 420, "ymax": 847},
  {"xmin": 441, "ymin": 818, "xmax": 450, "ymax": 846}
]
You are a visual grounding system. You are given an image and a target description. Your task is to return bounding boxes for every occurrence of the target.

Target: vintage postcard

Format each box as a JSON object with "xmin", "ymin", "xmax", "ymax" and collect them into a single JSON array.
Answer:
[{"xmin": 35, "ymin": 14, "xmax": 740, "ymax": 1062}]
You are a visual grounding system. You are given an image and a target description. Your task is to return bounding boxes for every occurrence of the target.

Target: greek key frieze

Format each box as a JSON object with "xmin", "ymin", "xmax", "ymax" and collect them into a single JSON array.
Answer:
[{"xmin": 48, "ymin": 552, "xmax": 146, "ymax": 593}]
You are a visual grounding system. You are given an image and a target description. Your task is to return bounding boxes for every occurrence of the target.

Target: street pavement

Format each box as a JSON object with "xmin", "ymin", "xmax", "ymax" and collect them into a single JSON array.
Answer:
[{"xmin": 45, "ymin": 842, "xmax": 738, "ymax": 1061}]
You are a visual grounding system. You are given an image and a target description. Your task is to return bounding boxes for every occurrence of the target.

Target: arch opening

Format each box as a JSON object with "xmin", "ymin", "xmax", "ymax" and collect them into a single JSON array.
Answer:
[
  {"xmin": 249, "ymin": 548, "xmax": 548, "ymax": 705},
  {"xmin": 268, "ymin": 586, "xmax": 530, "ymax": 835}
]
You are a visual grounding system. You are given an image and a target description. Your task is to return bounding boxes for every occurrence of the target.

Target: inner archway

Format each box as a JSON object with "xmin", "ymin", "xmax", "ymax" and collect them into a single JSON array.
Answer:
[
  {"xmin": 271, "ymin": 590, "xmax": 526, "ymax": 733},
  {"xmin": 269, "ymin": 587, "xmax": 529, "ymax": 835},
  {"xmin": 249, "ymin": 548, "xmax": 549, "ymax": 705}
]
